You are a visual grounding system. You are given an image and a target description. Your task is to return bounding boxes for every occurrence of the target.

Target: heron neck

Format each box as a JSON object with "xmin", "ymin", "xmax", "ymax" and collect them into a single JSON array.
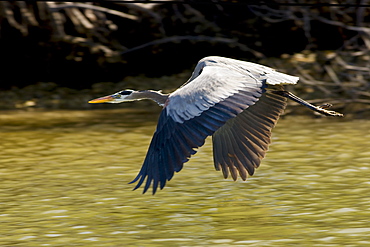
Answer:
[{"xmin": 136, "ymin": 90, "xmax": 169, "ymax": 107}]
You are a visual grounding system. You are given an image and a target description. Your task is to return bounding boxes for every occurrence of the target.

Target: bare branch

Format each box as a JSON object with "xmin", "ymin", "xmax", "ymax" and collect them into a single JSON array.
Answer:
[
  {"xmin": 46, "ymin": 2, "xmax": 67, "ymax": 39},
  {"xmin": 48, "ymin": 2, "xmax": 138, "ymax": 21},
  {"xmin": 1, "ymin": 1, "xmax": 28, "ymax": 35},
  {"xmin": 17, "ymin": 1, "xmax": 38, "ymax": 26},
  {"xmin": 121, "ymin": 35, "xmax": 264, "ymax": 58}
]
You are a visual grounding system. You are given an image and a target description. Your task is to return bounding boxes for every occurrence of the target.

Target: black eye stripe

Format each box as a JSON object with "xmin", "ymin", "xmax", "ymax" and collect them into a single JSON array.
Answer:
[{"xmin": 119, "ymin": 91, "xmax": 132, "ymax": 95}]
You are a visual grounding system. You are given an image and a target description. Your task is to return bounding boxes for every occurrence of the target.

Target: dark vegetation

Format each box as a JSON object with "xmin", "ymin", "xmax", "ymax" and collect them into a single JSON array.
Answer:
[{"xmin": 0, "ymin": 1, "xmax": 369, "ymax": 116}]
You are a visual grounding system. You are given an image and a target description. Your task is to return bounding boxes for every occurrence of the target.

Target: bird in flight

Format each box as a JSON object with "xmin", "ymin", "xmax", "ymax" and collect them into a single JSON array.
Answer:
[{"xmin": 89, "ymin": 56, "xmax": 343, "ymax": 194}]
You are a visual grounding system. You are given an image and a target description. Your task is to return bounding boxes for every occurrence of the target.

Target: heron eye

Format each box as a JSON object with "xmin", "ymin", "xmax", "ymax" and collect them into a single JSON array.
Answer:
[{"xmin": 119, "ymin": 91, "xmax": 132, "ymax": 95}]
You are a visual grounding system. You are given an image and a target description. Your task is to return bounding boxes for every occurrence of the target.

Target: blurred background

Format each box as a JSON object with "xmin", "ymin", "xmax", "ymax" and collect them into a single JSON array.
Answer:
[
  {"xmin": 1, "ymin": 2, "xmax": 370, "ymax": 246},
  {"xmin": 0, "ymin": 0, "xmax": 369, "ymax": 115}
]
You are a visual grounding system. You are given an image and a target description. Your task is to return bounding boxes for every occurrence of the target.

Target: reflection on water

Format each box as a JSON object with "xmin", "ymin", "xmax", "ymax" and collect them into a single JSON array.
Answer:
[{"xmin": 0, "ymin": 109, "xmax": 369, "ymax": 246}]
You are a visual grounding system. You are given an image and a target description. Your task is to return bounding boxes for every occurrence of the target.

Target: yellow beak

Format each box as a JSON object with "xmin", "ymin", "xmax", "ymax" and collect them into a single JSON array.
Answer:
[{"xmin": 88, "ymin": 95, "xmax": 115, "ymax": 103}]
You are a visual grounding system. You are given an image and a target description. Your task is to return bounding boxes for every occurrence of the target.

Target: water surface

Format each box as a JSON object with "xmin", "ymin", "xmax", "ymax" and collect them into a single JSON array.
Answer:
[{"xmin": 0, "ymin": 109, "xmax": 369, "ymax": 246}]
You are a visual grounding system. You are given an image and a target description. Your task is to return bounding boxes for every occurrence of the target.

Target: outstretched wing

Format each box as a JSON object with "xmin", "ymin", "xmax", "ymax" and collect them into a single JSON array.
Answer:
[
  {"xmin": 129, "ymin": 88, "xmax": 264, "ymax": 194},
  {"xmin": 212, "ymin": 87, "xmax": 287, "ymax": 180},
  {"xmin": 130, "ymin": 56, "xmax": 298, "ymax": 194}
]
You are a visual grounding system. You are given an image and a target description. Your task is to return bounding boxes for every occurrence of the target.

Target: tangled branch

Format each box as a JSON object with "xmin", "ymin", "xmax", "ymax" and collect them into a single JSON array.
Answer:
[{"xmin": 0, "ymin": 1, "xmax": 370, "ymax": 113}]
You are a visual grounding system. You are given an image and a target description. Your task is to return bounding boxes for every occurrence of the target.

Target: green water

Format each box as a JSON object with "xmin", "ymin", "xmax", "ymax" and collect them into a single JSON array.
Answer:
[{"xmin": 0, "ymin": 109, "xmax": 369, "ymax": 246}]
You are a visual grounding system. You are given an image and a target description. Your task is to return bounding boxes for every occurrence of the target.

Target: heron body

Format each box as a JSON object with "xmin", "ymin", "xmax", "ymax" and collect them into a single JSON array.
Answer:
[{"xmin": 89, "ymin": 56, "xmax": 343, "ymax": 194}]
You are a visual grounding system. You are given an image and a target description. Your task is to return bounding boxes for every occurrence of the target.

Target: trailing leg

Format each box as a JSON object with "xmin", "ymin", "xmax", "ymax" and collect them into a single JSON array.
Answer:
[{"xmin": 273, "ymin": 90, "xmax": 343, "ymax": 117}]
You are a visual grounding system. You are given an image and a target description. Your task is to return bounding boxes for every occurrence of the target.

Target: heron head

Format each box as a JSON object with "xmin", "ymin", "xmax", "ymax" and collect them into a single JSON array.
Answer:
[{"xmin": 88, "ymin": 89, "xmax": 136, "ymax": 104}]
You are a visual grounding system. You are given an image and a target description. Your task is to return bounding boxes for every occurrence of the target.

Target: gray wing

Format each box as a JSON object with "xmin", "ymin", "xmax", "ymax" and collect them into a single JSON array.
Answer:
[
  {"xmin": 166, "ymin": 56, "xmax": 298, "ymax": 124},
  {"xmin": 129, "ymin": 87, "xmax": 264, "ymax": 194},
  {"xmin": 212, "ymin": 87, "xmax": 287, "ymax": 180},
  {"xmin": 130, "ymin": 57, "xmax": 298, "ymax": 194}
]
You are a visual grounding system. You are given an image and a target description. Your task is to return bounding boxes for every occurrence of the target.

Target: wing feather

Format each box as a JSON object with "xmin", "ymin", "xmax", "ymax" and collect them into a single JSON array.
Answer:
[
  {"xmin": 212, "ymin": 88, "xmax": 287, "ymax": 180},
  {"xmin": 129, "ymin": 56, "xmax": 298, "ymax": 194},
  {"xmin": 130, "ymin": 88, "xmax": 264, "ymax": 193}
]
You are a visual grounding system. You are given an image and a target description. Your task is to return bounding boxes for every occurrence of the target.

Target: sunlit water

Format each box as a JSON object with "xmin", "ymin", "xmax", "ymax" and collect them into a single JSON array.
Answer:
[{"xmin": 0, "ymin": 109, "xmax": 369, "ymax": 246}]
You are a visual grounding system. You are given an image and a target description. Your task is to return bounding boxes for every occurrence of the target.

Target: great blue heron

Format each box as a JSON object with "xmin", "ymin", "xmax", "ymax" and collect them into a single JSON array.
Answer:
[{"xmin": 89, "ymin": 56, "xmax": 343, "ymax": 194}]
